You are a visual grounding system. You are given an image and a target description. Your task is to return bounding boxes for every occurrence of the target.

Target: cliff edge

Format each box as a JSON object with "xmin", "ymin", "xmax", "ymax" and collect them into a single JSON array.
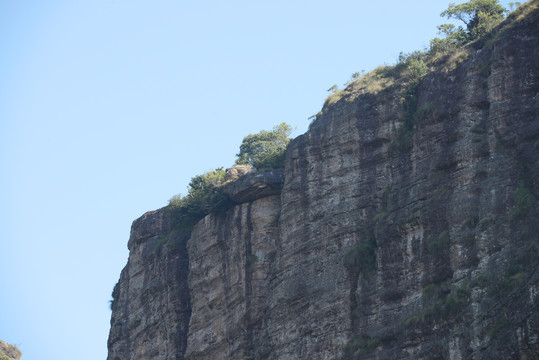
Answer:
[{"xmin": 108, "ymin": 3, "xmax": 539, "ymax": 359}]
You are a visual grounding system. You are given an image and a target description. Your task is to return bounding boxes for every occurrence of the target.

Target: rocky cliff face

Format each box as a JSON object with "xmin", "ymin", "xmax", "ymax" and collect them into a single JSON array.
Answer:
[{"xmin": 108, "ymin": 4, "xmax": 539, "ymax": 359}]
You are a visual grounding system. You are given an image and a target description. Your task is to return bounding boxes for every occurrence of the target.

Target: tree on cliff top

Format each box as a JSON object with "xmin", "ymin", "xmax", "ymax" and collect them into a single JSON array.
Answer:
[
  {"xmin": 167, "ymin": 123, "xmax": 292, "ymax": 232},
  {"xmin": 235, "ymin": 122, "xmax": 292, "ymax": 169},
  {"xmin": 441, "ymin": 0, "xmax": 507, "ymax": 39},
  {"xmin": 427, "ymin": 0, "xmax": 508, "ymax": 57}
]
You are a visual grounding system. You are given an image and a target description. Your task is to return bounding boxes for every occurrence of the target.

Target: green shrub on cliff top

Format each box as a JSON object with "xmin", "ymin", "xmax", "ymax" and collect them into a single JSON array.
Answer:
[
  {"xmin": 168, "ymin": 168, "xmax": 233, "ymax": 232},
  {"xmin": 235, "ymin": 122, "xmax": 292, "ymax": 169},
  {"xmin": 166, "ymin": 123, "xmax": 292, "ymax": 235}
]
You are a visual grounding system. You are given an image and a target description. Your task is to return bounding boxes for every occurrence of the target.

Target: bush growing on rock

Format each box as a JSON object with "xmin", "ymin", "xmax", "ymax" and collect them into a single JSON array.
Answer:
[
  {"xmin": 168, "ymin": 168, "xmax": 233, "ymax": 232},
  {"xmin": 235, "ymin": 122, "xmax": 292, "ymax": 169},
  {"xmin": 166, "ymin": 123, "xmax": 292, "ymax": 234},
  {"xmin": 441, "ymin": 0, "xmax": 507, "ymax": 40}
]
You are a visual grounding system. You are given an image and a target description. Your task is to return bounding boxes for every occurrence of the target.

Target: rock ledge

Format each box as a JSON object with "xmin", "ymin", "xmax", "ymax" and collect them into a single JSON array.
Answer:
[{"xmin": 222, "ymin": 168, "xmax": 284, "ymax": 203}]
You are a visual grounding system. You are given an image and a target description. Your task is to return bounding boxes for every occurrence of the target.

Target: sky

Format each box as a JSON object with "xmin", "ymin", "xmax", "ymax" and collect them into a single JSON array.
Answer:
[{"xmin": 0, "ymin": 1, "xmax": 519, "ymax": 359}]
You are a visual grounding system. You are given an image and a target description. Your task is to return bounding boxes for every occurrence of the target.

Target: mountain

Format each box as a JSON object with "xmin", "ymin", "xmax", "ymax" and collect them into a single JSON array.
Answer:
[{"xmin": 107, "ymin": 2, "xmax": 539, "ymax": 359}]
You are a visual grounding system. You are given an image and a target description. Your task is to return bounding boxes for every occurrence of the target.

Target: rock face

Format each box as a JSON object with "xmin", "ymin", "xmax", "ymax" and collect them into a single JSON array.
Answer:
[
  {"xmin": 108, "ymin": 5, "xmax": 539, "ymax": 360},
  {"xmin": 0, "ymin": 340, "xmax": 22, "ymax": 360},
  {"xmin": 108, "ymin": 209, "xmax": 191, "ymax": 360},
  {"xmin": 186, "ymin": 195, "xmax": 281, "ymax": 359},
  {"xmin": 222, "ymin": 168, "xmax": 285, "ymax": 204}
]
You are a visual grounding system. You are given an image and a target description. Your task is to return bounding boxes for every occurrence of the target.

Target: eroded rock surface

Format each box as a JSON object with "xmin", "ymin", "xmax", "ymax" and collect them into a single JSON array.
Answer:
[
  {"xmin": 222, "ymin": 169, "xmax": 284, "ymax": 204},
  {"xmin": 108, "ymin": 6, "xmax": 539, "ymax": 360},
  {"xmin": 186, "ymin": 196, "xmax": 280, "ymax": 359},
  {"xmin": 108, "ymin": 209, "xmax": 191, "ymax": 360}
]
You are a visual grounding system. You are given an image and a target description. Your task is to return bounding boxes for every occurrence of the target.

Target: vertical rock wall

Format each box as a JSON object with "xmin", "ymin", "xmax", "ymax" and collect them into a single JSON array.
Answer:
[
  {"xmin": 108, "ymin": 210, "xmax": 191, "ymax": 360},
  {"xmin": 108, "ymin": 5, "xmax": 538, "ymax": 359},
  {"xmin": 186, "ymin": 196, "xmax": 281, "ymax": 359},
  {"xmin": 271, "ymin": 8, "xmax": 538, "ymax": 358}
]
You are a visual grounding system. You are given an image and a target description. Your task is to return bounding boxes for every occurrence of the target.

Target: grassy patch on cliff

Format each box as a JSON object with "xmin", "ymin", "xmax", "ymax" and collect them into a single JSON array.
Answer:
[
  {"xmin": 510, "ymin": 185, "xmax": 536, "ymax": 220},
  {"xmin": 343, "ymin": 231, "xmax": 377, "ymax": 278},
  {"xmin": 403, "ymin": 279, "xmax": 471, "ymax": 327},
  {"xmin": 342, "ymin": 336, "xmax": 379, "ymax": 359},
  {"xmin": 343, "ymin": 230, "xmax": 379, "ymax": 358},
  {"xmin": 314, "ymin": 0, "xmax": 531, "ymax": 133}
]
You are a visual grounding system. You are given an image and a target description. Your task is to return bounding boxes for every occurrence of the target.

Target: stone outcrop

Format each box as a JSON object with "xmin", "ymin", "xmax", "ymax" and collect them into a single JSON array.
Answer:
[
  {"xmin": 222, "ymin": 168, "xmax": 285, "ymax": 204},
  {"xmin": 224, "ymin": 165, "xmax": 255, "ymax": 182},
  {"xmin": 108, "ymin": 209, "xmax": 191, "ymax": 360},
  {"xmin": 108, "ymin": 4, "xmax": 539, "ymax": 359},
  {"xmin": 0, "ymin": 340, "xmax": 22, "ymax": 360}
]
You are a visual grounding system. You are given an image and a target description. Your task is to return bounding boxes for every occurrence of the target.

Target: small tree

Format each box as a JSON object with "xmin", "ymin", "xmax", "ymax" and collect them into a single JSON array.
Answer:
[
  {"xmin": 441, "ymin": 0, "xmax": 507, "ymax": 40},
  {"xmin": 430, "ymin": 23, "xmax": 468, "ymax": 54},
  {"xmin": 235, "ymin": 123, "xmax": 292, "ymax": 169},
  {"xmin": 508, "ymin": 2, "xmax": 521, "ymax": 11},
  {"xmin": 327, "ymin": 84, "xmax": 339, "ymax": 93}
]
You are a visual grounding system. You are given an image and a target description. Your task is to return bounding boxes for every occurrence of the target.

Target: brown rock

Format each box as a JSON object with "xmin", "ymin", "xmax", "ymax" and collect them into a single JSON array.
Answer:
[
  {"xmin": 225, "ymin": 165, "xmax": 255, "ymax": 182},
  {"xmin": 222, "ymin": 168, "xmax": 284, "ymax": 203},
  {"xmin": 108, "ymin": 6, "xmax": 539, "ymax": 359}
]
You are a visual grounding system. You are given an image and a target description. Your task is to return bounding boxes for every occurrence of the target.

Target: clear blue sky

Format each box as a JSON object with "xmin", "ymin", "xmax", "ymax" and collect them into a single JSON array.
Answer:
[{"xmin": 0, "ymin": 1, "xmax": 517, "ymax": 359}]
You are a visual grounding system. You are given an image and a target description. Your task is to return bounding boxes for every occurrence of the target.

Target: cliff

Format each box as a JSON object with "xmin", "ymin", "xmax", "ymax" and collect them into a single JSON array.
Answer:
[
  {"xmin": 108, "ymin": 3, "xmax": 539, "ymax": 359},
  {"xmin": 0, "ymin": 340, "xmax": 22, "ymax": 360}
]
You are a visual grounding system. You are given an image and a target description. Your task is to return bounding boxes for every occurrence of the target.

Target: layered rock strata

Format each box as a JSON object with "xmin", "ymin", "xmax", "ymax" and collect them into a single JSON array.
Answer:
[
  {"xmin": 108, "ymin": 209, "xmax": 191, "ymax": 360},
  {"xmin": 108, "ymin": 5, "xmax": 539, "ymax": 359}
]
